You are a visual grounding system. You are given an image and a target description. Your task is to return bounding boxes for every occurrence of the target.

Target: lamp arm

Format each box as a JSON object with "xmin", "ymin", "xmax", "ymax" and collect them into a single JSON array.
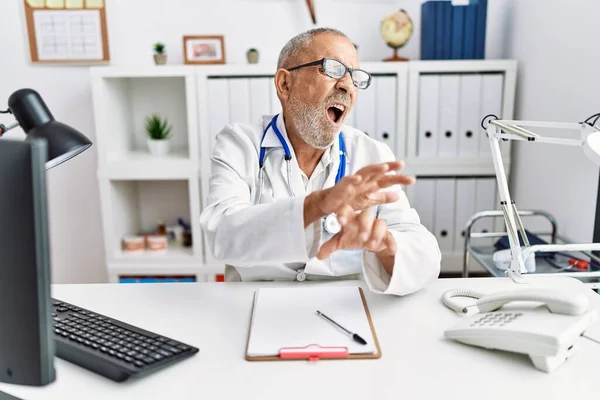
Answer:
[
  {"xmin": 0, "ymin": 121, "xmax": 19, "ymax": 136},
  {"xmin": 486, "ymin": 123, "xmax": 528, "ymax": 277},
  {"xmin": 483, "ymin": 115, "xmax": 600, "ymax": 282}
]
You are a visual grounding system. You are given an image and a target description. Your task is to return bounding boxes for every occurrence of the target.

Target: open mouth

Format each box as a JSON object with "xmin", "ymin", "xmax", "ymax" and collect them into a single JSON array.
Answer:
[{"xmin": 326, "ymin": 103, "xmax": 346, "ymax": 124}]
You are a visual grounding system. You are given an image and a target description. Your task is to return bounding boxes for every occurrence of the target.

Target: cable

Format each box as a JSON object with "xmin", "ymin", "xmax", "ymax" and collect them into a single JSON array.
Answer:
[
  {"xmin": 441, "ymin": 288, "xmax": 486, "ymax": 314},
  {"xmin": 0, "ymin": 109, "xmax": 11, "ymax": 114},
  {"xmin": 582, "ymin": 334, "xmax": 600, "ymax": 346}
]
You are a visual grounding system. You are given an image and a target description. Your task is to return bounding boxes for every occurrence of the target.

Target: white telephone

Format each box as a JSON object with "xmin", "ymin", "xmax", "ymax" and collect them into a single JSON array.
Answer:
[{"xmin": 442, "ymin": 287, "xmax": 598, "ymax": 373}]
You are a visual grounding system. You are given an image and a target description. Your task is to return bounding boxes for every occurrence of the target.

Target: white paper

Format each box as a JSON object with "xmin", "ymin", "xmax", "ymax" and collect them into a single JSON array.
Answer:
[
  {"xmin": 26, "ymin": 0, "xmax": 46, "ymax": 8},
  {"xmin": 66, "ymin": 0, "xmax": 84, "ymax": 8},
  {"xmin": 33, "ymin": 9, "xmax": 103, "ymax": 60},
  {"xmin": 247, "ymin": 286, "xmax": 377, "ymax": 357}
]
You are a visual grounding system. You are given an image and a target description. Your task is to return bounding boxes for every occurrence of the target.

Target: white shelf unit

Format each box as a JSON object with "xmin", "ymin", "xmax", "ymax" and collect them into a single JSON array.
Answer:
[{"xmin": 91, "ymin": 60, "xmax": 517, "ymax": 282}]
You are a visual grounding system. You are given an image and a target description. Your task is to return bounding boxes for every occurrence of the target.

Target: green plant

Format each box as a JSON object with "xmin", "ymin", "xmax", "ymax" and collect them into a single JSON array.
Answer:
[
  {"xmin": 153, "ymin": 42, "xmax": 166, "ymax": 55},
  {"xmin": 144, "ymin": 113, "xmax": 172, "ymax": 140}
]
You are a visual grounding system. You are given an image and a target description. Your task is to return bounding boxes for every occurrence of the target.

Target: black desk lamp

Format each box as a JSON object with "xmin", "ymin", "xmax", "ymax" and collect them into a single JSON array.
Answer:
[
  {"xmin": 0, "ymin": 88, "xmax": 92, "ymax": 169},
  {"xmin": 0, "ymin": 89, "xmax": 92, "ymax": 388}
]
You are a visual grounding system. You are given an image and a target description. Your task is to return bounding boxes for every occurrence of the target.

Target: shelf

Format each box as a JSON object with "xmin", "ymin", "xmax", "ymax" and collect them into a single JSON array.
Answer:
[
  {"xmin": 93, "ymin": 75, "xmax": 194, "ymax": 171},
  {"xmin": 104, "ymin": 179, "xmax": 195, "ymax": 262},
  {"xmin": 113, "ymin": 242, "xmax": 196, "ymax": 264},
  {"xmin": 102, "ymin": 148, "xmax": 195, "ymax": 179}
]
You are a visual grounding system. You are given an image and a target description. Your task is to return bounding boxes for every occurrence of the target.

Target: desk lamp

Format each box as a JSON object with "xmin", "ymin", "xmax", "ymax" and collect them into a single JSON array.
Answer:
[
  {"xmin": 0, "ymin": 88, "xmax": 92, "ymax": 169},
  {"xmin": 483, "ymin": 113, "xmax": 600, "ymax": 283},
  {"xmin": 0, "ymin": 89, "xmax": 92, "ymax": 387}
]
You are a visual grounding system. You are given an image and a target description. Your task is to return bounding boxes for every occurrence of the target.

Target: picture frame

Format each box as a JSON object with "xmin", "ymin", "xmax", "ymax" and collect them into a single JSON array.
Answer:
[{"xmin": 183, "ymin": 35, "xmax": 226, "ymax": 65}]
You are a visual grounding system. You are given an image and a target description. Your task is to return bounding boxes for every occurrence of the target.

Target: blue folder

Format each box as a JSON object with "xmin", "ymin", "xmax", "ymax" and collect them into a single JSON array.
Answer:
[
  {"xmin": 421, "ymin": 1, "xmax": 437, "ymax": 60},
  {"xmin": 450, "ymin": 5, "xmax": 465, "ymax": 59},
  {"xmin": 463, "ymin": 4, "xmax": 477, "ymax": 59}
]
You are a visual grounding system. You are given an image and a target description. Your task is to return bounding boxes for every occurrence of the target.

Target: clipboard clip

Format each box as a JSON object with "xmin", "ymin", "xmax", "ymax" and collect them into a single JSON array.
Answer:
[{"xmin": 279, "ymin": 344, "xmax": 349, "ymax": 361}]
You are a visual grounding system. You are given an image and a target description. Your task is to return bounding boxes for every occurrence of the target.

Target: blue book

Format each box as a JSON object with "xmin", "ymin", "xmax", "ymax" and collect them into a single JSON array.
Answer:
[
  {"xmin": 420, "ymin": 1, "xmax": 437, "ymax": 60},
  {"xmin": 451, "ymin": 6, "xmax": 465, "ymax": 59},
  {"xmin": 435, "ymin": 1, "xmax": 446, "ymax": 59},
  {"xmin": 463, "ymin": 4, "xmax": 477, "ymax": 59},
  {"xmin": 443, "ymin": 1, "xmax": 453, "ymax": 59},
  {"xmin": 474, "ymin": 0, "xmax": 488, "ymax": 58}
]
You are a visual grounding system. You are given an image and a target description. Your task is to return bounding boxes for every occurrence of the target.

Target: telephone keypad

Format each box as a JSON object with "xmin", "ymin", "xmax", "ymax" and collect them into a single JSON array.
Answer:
[{"xmin": 471, "ymin": 312, "xmax": 523, "ymax": 327}]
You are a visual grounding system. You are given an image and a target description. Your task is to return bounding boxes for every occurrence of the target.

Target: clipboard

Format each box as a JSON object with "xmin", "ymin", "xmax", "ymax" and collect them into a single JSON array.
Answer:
[{"xmin": 245, "ymin": 286, "xmax": 381, "ymax": 361}]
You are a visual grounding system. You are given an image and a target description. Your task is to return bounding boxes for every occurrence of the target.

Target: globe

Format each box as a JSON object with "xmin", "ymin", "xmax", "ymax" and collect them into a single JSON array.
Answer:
[{"xmin": 380, "ymin": 9, "xmax": 413, "ymax": 62}]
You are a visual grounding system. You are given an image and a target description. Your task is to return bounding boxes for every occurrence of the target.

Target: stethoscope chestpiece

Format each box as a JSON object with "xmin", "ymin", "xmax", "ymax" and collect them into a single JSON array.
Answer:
[
  {"xmin": 323, "ymin": 214, "xmax": 342, "ymax": 235},
  {"xmin": 296, "ymin": 270, "xmax": 307, "ymax": 282}
]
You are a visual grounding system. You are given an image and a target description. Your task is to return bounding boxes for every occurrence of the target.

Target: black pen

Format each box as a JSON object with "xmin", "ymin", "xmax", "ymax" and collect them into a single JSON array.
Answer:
[{"xmin": 316, "ymin": 310, "xmax": 367, "ymax": 345}]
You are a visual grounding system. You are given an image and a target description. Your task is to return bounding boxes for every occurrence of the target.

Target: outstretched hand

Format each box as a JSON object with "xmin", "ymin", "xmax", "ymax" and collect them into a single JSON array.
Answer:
[
  {"xmin": 319, "ymin": 161, "xmax": 413, "ymax": 219},
  {"xmin": 316, "ymin": 208, "xmax": 397, "ymax": 261}
]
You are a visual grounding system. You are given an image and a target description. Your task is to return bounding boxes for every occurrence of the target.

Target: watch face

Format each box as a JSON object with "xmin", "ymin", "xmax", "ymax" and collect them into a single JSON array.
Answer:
[{"xmin": 323, "ymin": 214, "xmax": 341, "ymax": 235}]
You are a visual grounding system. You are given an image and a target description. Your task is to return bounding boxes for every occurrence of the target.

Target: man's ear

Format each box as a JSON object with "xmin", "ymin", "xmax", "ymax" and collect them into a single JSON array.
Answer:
[{"xmin": 274, "ymin": 69, "xmax": 292, "ymax": 102}]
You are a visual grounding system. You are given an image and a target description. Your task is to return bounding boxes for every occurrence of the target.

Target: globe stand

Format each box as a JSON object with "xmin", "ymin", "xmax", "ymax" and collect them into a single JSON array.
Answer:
[{"xmin": 383, "ymin": 46, "xmax": 409, "ymax": 62}]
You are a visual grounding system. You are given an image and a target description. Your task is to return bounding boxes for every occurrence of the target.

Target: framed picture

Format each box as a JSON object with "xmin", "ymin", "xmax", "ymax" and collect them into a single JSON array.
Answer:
[{"xmin": 183, "ymin": 35, "xmax": 226, "ymax": 65}]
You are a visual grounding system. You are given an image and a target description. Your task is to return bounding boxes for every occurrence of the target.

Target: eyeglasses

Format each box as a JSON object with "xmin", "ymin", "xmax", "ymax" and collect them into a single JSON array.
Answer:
[{"xmin": 286, "ymin": 57, "xmax": 372, "ymax": 90}]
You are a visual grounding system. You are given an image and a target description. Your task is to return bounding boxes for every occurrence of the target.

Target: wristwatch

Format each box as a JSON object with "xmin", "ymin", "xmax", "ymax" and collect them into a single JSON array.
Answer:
[{"xmin": 323, "ymin": 213, "xmax": 341, "ymax": 235}]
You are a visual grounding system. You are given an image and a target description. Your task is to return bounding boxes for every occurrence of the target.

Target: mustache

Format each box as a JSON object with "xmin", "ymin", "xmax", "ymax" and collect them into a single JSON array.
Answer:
[{"xmin": 324, "ymin": 92, "xmax": 351, "ymax": 106}]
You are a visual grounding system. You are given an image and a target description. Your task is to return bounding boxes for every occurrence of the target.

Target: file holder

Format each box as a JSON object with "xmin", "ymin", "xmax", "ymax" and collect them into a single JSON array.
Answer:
[{"xmin": 245, "ymin": 287, "xmax": 382, "ymax": 361}]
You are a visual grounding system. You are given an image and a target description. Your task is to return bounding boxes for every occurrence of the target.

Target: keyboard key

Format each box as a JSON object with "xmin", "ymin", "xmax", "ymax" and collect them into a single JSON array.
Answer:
[{"xmin": 157, "ymin": 349, "xmax": 173, "ymax": 357}]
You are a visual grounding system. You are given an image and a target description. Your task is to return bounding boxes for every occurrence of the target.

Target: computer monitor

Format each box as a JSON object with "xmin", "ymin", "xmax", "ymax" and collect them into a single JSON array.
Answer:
[{"xmin": 0, "ymin": 138, "xmax": 55, "ymax": 386}]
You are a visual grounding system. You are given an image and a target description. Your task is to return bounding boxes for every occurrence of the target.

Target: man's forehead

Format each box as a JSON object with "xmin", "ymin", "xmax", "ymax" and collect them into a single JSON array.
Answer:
[{"xmin": 299, "ymin": 34, "xmax": 358, "ymax": 67}]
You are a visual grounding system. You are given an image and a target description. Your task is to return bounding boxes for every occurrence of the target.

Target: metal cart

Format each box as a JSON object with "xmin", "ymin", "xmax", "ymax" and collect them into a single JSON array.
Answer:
[{"xmin": 463, "ymin": 210, "xmax": 600, "ymax": 290}]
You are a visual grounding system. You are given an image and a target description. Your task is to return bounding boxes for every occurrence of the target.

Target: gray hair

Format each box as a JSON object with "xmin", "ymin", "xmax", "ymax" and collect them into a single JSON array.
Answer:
[{"xmin": 277, "ymin": 28, "xmax": 350, "ymax": 69}]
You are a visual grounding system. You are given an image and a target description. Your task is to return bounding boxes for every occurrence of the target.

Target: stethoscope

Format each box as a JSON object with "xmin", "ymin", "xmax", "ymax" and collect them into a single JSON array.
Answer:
[{"xmin": 257, "ymin": 114, "xmax": 347, "ymax": 242}]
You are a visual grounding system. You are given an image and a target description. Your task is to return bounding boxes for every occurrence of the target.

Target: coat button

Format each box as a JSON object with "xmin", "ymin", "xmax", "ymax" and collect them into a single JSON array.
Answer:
[{"xmin": 296, "ymin": 271, "xmax": 306, "ymax": 282}]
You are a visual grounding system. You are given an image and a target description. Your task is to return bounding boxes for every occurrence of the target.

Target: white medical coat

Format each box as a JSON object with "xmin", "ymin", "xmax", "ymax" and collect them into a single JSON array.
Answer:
[{"xmin": 199, "ymin": 115, "xmax": 441, "ymax": 295}]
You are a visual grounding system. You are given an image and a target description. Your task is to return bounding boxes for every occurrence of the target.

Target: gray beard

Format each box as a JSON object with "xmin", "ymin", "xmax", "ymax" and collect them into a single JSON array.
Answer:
[{"xmin": 288, "ymin": 99, "xmax": 337, "ymax": 149}]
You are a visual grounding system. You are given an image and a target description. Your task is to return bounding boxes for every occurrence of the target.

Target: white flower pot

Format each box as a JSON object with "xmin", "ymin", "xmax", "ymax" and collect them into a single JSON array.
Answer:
[{"xmin": 147, "ymin": 138, "xmax": 170, "ymax": 156}]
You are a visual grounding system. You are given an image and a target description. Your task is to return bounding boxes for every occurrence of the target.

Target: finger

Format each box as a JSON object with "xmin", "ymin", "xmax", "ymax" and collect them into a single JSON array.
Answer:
[
  {"xmin": 367, "ymin": 218, "xmax": 388, "ymax": 252},
  {"xmin": 317, "ymin": 234, "xmax": 341, "ymax": 260},
  {"xmin": 365, "ymin": 191, "xmax": 400, "ymax": 205},
  {"xmin": 376, "ymin": 174, "xmax": 415, "ymax": 188},
  {"xmin": 363, "ymin": 162, "xmax": 406, "ymax": 186},
  {"xmin": 355, "ymin": 163, "xmax": 390, "ymax": 181},
  {"xmin": 357, "ymin": 209, "xmax": 374, "ymax": 244},
  {"xmin": 335, "ymin": 204, "xmax": 355, "ymax": 226}
]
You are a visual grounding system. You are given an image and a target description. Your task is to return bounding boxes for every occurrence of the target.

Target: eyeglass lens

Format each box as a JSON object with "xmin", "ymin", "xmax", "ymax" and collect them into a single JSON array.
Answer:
[{"xmin": 323, "ymin": 59, "xmax": 370, "ymax": 89}]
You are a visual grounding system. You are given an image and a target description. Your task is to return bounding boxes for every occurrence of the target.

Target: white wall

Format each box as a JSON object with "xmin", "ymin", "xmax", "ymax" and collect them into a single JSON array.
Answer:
[
  {"xmin": 0, "ymin": 0, "xmax": 515, "ymax": 283},
  {"xmin": 503, "ymin": 0, "xmax": 600, "ymax": 243}
]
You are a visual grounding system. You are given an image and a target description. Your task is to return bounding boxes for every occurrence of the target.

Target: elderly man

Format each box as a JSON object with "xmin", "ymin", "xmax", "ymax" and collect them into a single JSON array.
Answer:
[{"xmin": 199, "ymin": 28, "xmax": 441, "ymax": 295}]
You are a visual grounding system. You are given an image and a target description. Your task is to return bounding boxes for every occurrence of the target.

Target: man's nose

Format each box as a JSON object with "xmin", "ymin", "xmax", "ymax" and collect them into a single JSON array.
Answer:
[{"xmin": 335, "ymin": 72, "xmax": 355, "ymax": 94}]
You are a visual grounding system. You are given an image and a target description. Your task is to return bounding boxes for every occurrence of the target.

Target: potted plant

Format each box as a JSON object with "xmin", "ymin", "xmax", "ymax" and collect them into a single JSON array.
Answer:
[
  {"xmin": 153, "ymin": 42, "xmax": 167, "ymax": 65},
  {"xmin": 246, "ymin": 48, "xmax": 259, "ymax": 64},
  {"xmin": 144, "ymin": 113, "xmax": 172, "ymax": 156}
]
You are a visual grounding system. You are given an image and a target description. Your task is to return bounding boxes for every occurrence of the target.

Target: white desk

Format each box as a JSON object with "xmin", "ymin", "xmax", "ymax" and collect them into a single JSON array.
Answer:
[{"xmin": 1, "ymin": 277, "xmax": 600, "ymax": 400}]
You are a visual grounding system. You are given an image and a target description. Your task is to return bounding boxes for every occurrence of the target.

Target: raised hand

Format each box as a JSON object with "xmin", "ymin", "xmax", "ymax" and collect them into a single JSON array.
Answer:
[
  {"xmin": 316, "ymin": 208, "xmax": 396, "ymax": 261},
  {"xmin": 321, "ymin": 161, "xmax": 413, "ymax": 214}
]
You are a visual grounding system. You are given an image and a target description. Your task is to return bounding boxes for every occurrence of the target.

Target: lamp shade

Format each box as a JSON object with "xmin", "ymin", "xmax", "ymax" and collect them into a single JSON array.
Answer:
[
  {"xmin": 8, "ymin": 89, "xmax": 92, "ymax": 169},
  {"xmin": 584, "ymin": 130, "xmax": 600, "ymax": 167}
]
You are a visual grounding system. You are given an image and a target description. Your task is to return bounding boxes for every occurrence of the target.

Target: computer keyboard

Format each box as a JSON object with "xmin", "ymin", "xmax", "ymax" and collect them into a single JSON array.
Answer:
[{"xmin": 51, "ymin": 298, "xmax": 199, "ymax": 382}]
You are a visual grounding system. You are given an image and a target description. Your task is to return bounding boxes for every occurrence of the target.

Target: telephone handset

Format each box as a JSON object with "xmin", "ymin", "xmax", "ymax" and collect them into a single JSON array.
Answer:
[
  {"xmin": 442, "ymin": 287, "xmax": 589, "ymax": 315},
  {"xmin": 442, "ymin": 287, "xmax": 598, "ymax": 373}
]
